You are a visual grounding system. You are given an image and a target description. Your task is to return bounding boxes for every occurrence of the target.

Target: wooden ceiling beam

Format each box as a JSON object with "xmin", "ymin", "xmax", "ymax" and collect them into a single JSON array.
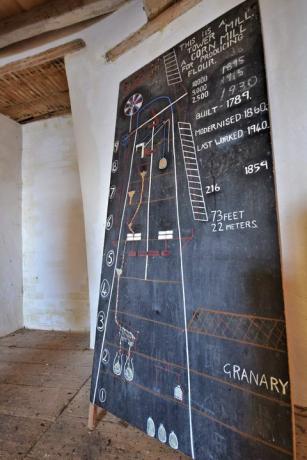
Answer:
[
  {"xmin": 0, "ymin": 0, "xmax": 127, "ymax": 49},
  {"xmin": 143, "ymin": 0, "xmax": 177, "ymax": 20},
  {"xmin": 0, "ymin": 39, "xmax": 85, "ymax": 77},
  {"xmin": 106, "ymin": 0, "xmax": 201, "ymax": 62}
]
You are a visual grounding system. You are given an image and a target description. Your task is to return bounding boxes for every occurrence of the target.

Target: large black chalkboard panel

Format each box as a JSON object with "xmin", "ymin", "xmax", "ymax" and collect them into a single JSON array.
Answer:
[{"xmin": 90, "ymin": 1, "xmax": 293, "ymax": 458}]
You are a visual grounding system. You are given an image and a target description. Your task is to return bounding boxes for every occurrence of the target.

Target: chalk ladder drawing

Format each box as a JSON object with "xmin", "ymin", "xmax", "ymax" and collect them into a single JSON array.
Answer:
[
  {"xmin": 163, "ymin": 49, "xmax": 183, "ymax": 86},
  {"xmin": 178, "ymin": 121, "xmax": 208, "ymax": 222}
]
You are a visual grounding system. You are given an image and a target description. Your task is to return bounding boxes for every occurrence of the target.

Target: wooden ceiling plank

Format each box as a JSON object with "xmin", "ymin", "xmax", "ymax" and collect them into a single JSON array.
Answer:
[
  {"xmin": 0, "ymin": 75, "xmax": 27, "ymax": 105},
  {"xmin": 20, "ymin": 68, "xmax": 51, "ymax": 98},
  {"xmin": 15, "ymin": 105, "xmax": 71, "ymax": 123},
  {"xmin": 0, "ymin": 66, "xmax": 59, "ymax": 105},
  {"xmin": 43, "ymin": 76, "xmax": 66, "ymax": 94},
  {"xmin": 31, "ymin": 64, "xmax": 68, "ymax": 95},
  {"xmin": 12, "ymin": 69, "xmax": 53, "ymax": 101},
  {"xmin": 17, "ymin": 70, "xmax": 51, "ymax": 99},
  {"xmin": 3, "ymin": 91, "xmax": 71, "ymax": 121},
  {"xmin": 4, "ymin": 74, "xmax": 33, "ymax": 103},
  {"xmin": 20, "ymin": 107, "xmax": 71, "ymax": 124},
  {"xmin": 22, "ymin": 67, "xmax": 62, "ymax": 96},
  {"xmin": 0, "ymin": 91, "xmax": 16, "ymax": 107},
  {"xmin": 0, "ymin": 77, "xmax": 69, "ymax": 108},
  {"xmin": 0, "ymin": 39, "xmax": 85, "ymax": 77},
  {"xmin": 0, "ymin": 0, "xmax": 127, "ymax": 48},
  {"xmin": 0, "ymin": 39, "xmax": 77, "ymax": 123}
]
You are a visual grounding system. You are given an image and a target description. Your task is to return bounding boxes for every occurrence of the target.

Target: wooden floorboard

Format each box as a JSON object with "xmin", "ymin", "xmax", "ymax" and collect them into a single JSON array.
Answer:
[
  {"xmin": 0, "ymin": 329, "xmax": 304, "ymax": 459},
  {"xmin": 0, "ymin": 414, "xmax": 50, "ymax": 458},
  {"xmin": 0, "ymin": 329, "xmax": 184, "ymax": 459},
  {"xmin": 0, "ymin": 362, "xmax": 90, "ymax": 389},
  {"xmin": 0, "ymin": 328, "xmax": 89, "ymax": 350}
]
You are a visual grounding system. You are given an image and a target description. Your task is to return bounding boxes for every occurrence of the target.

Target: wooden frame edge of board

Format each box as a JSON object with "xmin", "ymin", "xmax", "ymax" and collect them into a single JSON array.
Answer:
[
  {"xmin": 88, "ymin": 403, "xmax": 107, "ymax": 430},
  {"xmin": 0, "ymin": 39, "xmax": 86, "ymax": 77},
  {"xmin": 105, "ymin": 0, "xmax": 202, "ymax": 62}
]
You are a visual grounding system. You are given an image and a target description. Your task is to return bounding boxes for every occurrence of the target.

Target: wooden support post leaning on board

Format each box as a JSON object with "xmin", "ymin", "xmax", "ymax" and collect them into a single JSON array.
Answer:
[{"xmin": 88, "ymin": 403, "xmax": 107, "ymax": 430}]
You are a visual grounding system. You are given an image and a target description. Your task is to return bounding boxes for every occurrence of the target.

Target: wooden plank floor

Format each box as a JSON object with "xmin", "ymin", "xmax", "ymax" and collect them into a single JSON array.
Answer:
[
  {"xmin": 0, "ymin": 329, "xmax": 186, "ymax": 459},
  {"xmin": 0, "ymin": 329, "xmax": 304, "ymax": 459}
]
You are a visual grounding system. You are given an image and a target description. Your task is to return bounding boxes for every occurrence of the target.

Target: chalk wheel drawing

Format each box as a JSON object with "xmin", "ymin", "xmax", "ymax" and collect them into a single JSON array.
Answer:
[{"xmin": 124, "ymin": 93, "xmax": 143, "ymax": 116}]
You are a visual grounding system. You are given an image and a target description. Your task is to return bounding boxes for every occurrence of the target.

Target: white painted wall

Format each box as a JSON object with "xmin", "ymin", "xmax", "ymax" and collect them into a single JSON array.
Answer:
[
  {"xmin": 22, "ymin": 116, "xmax": 89, "ymax": 331},
  {"xmin": 2, "ymin": 0, "xmax": 306, "ymax": 406},
  {"xmin": 0, "ymin": 114, "xmax": 23, "ymax": 336},
  {"xmin": 260, "ymin": 2, "xmax": 307, "ymax": 411}
]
